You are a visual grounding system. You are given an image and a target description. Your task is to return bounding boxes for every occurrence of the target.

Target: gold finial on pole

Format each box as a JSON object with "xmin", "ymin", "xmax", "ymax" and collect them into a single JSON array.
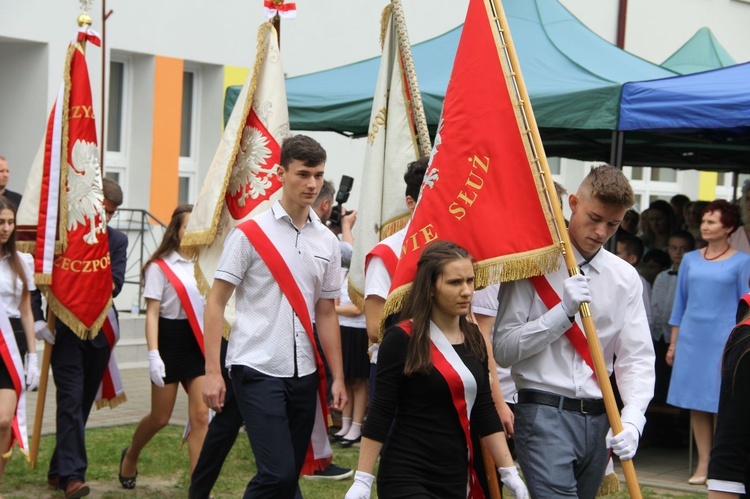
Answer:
[{"xmin": 78, "ymin": 0, "xmax": 94, "ymax": 26}]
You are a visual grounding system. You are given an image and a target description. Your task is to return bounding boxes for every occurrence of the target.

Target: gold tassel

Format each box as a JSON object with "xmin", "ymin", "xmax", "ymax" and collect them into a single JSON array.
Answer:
[
  {"xmin": 596, "ymin": 472, "xmax": 620, "ymax": 496},
  {"xmin": 17, "ymin": 241, "xmax": 35, "ymax": 254}
]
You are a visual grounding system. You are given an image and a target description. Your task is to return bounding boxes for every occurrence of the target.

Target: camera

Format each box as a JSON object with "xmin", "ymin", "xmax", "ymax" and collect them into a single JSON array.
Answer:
[{"xmin": 328, "ymin": 175, "xmax": 354, "ymax": 227}]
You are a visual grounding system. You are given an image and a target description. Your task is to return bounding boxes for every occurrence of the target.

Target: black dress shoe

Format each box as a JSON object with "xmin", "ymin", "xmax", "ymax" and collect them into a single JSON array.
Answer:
[
  {"xmin": 339, "ymin": 436, "xmax": 361, "ymax": 447},
  {"xmin": 118, "ymin": 447, "xmax": 138, "ymax": 489}
]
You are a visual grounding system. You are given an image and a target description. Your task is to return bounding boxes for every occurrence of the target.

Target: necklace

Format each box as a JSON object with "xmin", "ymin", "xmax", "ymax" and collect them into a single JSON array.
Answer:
[{"xmin": 704, "ymin": 244, "xmax": 731, "ymax": 261}]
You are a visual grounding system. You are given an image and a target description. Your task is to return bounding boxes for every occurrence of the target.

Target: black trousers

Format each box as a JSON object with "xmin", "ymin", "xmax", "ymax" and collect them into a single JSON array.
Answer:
[
  {"xmin": 48, "ymin": 327, "xmax": 110, "ymax": 487},
  {"xmin": 231, "ymin": 365, "xmax": 318, "ymax": 499},
  {"xmin": 189, "ymin": 340, "xmax": 242, "ymax": 499}
]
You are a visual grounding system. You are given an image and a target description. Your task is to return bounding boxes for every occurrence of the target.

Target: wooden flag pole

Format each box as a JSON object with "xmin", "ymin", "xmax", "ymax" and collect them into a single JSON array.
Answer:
[
  {"xmin": 29, "ymin": 313, "xmax": 55, "ymax": 470},
  {"xmin": 481, "ymin": 441, "xmax": 503, "ymax": 499},
  {"xmin": 487, "ymin": 0, "xmax": 643, "ymax": 496}
]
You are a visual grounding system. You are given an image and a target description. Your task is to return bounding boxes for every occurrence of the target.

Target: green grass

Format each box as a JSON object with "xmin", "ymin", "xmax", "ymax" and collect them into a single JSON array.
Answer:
[{"xmin": 0, "ymin": 425, "xmax": 705, "ymax": 498}]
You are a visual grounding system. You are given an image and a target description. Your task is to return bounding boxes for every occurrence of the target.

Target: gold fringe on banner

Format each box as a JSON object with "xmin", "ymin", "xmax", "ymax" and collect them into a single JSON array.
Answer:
[
  {"xmin": 181, "ymin": 23, "xmax": 274, "ymax": 249},
  {"xmin": 378, "ymin": 212, "xmax": 410, "ymax": 241},
  {"xmin": 596, "ymin": 472, "xmax": 621, "ymax": 496},
  {"xmin": 34, "ymin": 274, "xmax": 52, "ymax": 286},
  {"xmin": 17, "ymin": 242, "xmax": 35, "ymax": 254},
  {"xmin": 379, "ymin": 245, "xmax": 562, "ymax": 341},
  {"xmin": 42, "ymin": 291, "xmax": 112, "ymax": 340},
  {"xmin": 348, "ymin": 280, "xmax": 365, "ymax": 312},
  {"xmin": 95, "ymin": 392, "xmax": 127, "ymax": 410},
  {"xmin": 57, "ymin": 42, "xmax": 80, "ymax": 255}
]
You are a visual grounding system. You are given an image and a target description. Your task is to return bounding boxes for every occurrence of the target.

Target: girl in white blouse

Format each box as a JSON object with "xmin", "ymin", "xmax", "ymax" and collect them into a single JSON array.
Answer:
[
  {"xmin": 0, "ymin": 196, "xmax": 39, "ymax": 481},
  {"xmin": 119, "ymin": 204, "xmax": 208, "ymax": 488}
]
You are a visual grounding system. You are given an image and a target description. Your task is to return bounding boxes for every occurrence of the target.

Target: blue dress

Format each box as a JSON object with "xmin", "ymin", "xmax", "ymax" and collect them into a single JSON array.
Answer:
[{"xmin": 667, "ymin": 249, "xmax": 750, "ymax": 412}]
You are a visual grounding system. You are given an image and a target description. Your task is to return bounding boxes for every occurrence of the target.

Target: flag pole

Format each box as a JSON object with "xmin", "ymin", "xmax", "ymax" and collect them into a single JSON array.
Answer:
[
  {"xmin": 29, "ymin": 313, "xmax": 55, "ymax": 470},
  {"xmin": 390, "ymin": 0, "xmax": 431, "ymax": 157},
  {"xmin": 486, "ymin": 0, "xmax": 643, "ymax": 496}
]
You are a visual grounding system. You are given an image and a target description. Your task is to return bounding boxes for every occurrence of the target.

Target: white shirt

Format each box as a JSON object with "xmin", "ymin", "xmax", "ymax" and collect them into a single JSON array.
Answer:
[
  {"xmin": 364, "ymin": 227, "xmax": 408, "ymax": 364},
  {"xmin": 0, "ymin": 252, "xmax": 36, "ymax": 319},
  {"xmin": 472, "ymin": 283, "xmax": 518, "ymax": 401},
  {"xmin": 338, "ymin": 270, "xmax": 366, "ymax": 328},
  {"xmin": 143, "ymin": 250, "xmax": 203, "ymax": 320},
  {"xmin": 215, "ymin": 202, "xmax": 341, "ymax": 377},
  {"xmin": 651, "ymin": 268, "xmax": 678, "ymax": 342},
  {"xmin": 493, "ymin": 247, "xmax": 655, "ymax": 433}
]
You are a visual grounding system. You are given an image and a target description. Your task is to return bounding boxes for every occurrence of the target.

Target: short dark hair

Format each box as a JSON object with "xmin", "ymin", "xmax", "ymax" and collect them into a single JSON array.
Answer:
[
  {"xmin": 102, "ymin": 177, "xmax": 123, "ymax": 207},
  {"xmin": 314, "ymin": 179, "xmax": 335, "ymax": 208},
  {"xmin": 617, "ymin": 233, "xmax": 644, "ymax": 262},
  {"xmin": 280, "ymin": 135, "xmax": 326, "ymax": 170},
  {"xmin": 703, "ymin": 199, "xmax": 742, "ymax": 234},
  {"xmin": 404, "ymin": 156, "xmax": 429, "ymax": 201},
  {"xmin": 642, "ymin": 248, "xmax": 671, "ymax": 269},
  {"xmin": 669, "ymin": 230, "xmax": 696, "ymax": 250}
]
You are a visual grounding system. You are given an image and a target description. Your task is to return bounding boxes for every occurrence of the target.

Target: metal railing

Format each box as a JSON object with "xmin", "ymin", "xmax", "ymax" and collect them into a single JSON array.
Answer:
[{"xmin": 111, "ymin": 208, "xmax": 167, "ymax": 312}]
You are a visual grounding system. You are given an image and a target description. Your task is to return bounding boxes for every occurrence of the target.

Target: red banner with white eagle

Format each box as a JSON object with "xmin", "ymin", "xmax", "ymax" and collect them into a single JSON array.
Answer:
[
  {"xmin": 384, "ymin": 0, "xmax": 561, "ymax": 315},
  {"xmin": 182, "ymin": 21, "xmax": 290, "ymax": 317},
  {"xmin": 17, "ymin": 27, "xmax": 113, "ymax": 338}
]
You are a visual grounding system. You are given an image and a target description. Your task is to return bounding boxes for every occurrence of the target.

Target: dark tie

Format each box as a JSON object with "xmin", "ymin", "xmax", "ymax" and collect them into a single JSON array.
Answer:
[{"xmin": 668, "ymin": 270, "xmax": 678, "ymax": 276}]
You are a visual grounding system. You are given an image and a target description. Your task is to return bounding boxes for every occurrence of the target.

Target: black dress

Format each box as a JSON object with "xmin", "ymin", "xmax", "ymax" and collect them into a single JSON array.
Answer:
[
  {"xmin": 362, "ymin": 325, "xmax": 503, "ymax": 498},
  {"xmin": 708, "ymin": 324, "xmax": 750, "ymax": 494}
]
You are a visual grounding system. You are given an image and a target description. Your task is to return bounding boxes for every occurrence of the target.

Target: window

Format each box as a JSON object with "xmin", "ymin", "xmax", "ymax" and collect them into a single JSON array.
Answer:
[
  {"xmin": 107, "ymin": 61, "xmax": 125, "ymax": 152},
  {"xmin": 651, "ymin": 168, "xmax": 677, "ymax": 182},
  {"xmin": 180, "ymin": 71, "xmax": 195, "ymax": 158},
  {"xmin": 547, "ymin": 157, "xmax": 561, "ymax": 175},
  {"xmin": 178, "ymin": 175, "xmax": 192, "ymax": 205}
]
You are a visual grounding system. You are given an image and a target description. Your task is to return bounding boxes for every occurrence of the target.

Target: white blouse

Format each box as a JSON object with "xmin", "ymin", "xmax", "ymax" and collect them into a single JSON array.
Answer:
[
  {"xmin": 0, "ymin": 252, "xmax": 37, "ymax": 319},
  {"xmin": 142, "ymin": 251, "xmax": 202, "ymax": 320}
]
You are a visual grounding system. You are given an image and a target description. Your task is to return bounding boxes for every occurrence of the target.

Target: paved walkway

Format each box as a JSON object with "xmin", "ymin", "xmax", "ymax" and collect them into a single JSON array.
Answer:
[{"xmin": 26, "ymin": 366, "xmax": 708, "ymax": 496}]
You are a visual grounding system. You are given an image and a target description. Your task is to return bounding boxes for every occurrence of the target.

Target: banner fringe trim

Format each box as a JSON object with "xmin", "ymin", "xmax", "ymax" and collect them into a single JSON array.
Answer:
[
  {"xmin": 378, "ymin": 212, "xmax": 410, "ymax": 241},
  {"xmin": 95, "ymin": 392, "xmax": 127, "ymax": 410},
  {"xmin": 43, "ymin": 290, "xmax": 112, "ymax": 340}
]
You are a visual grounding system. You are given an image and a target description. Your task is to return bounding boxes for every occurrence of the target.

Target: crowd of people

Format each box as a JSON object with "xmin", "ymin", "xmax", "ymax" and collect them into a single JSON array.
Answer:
[{"xmin": 0, "ymin": 143, "xmax": 749, "ymax": 498}]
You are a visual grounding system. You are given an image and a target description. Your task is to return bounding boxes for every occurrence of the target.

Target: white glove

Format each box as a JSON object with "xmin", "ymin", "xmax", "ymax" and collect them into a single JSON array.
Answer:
[
  {"xmin": 148, "ymin": 350, "xmax": 166, "ymax": 387},
  {"xmin": 606, "ymin": 424, "xmax": 640, "ymax": 461},
  {"xmin": 345, "ymin": 470, "xmax": 375, "ymax": 499},
  {"xmin": 34, "ymin": 320, "xmax": 55, "ymax": 345},
  {"xmin": 499, "ymin": 466, "xmax": 529, "ymax": 499},
  {"xmin": 26, "ymin": 353, "xmax": 40, "ymax": 391},
  {"xmin": 561, "ymin": 274, "xmax": 591, "ymax": 317}
]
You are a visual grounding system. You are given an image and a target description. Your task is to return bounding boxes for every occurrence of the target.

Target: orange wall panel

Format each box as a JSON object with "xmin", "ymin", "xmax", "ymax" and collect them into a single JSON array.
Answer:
[{"xmin": 150, "ymin": 56, "xmax": 183, "ymax": 222}]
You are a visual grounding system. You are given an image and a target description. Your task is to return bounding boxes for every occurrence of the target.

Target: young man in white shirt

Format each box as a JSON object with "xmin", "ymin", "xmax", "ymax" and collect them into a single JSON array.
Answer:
[
  {"xmin": 493, "ymin": 165, "xmax": 655, "ymax": 498},
  {"xmin": 202, "ymin": 135, "xmax": 347, "ymax": 498}
]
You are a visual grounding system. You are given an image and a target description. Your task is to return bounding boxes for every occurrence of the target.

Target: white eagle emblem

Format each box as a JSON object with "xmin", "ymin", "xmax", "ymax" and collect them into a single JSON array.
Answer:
[
  {"xmin": 66, "ymin": 140, "xmax": 106, "ymax": 245},
  {"xmin": 228, "ymin": 126, "xmax": 276, "ymax": 206},
  {"xmin": 418, "ymin": 118, "xmax": 443, "ymax": 206}
]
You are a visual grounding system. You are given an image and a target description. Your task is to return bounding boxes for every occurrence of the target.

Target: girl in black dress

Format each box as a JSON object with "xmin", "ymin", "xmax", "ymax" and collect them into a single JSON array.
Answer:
[{"xmin": 346, "ymin": 241, "xmax": 527, "ymax": 498}]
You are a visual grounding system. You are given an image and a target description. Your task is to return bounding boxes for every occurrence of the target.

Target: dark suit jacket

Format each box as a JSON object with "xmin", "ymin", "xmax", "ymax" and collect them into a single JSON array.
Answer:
[{"xmin": 2, "ymin": 189, "xmax": 22, "ymax": 210}]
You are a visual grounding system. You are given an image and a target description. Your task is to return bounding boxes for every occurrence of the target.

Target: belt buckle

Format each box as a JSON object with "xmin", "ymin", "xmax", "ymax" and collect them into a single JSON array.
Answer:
[{"xmin": 580, "ymin": 399, "xmax": 587, "ymax": 414}]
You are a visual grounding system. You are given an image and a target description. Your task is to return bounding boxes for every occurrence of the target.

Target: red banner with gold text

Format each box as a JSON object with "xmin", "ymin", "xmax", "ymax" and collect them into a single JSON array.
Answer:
[{"xmin": 386, "ymin": 0, "xmax": 560, "ymax": 309}]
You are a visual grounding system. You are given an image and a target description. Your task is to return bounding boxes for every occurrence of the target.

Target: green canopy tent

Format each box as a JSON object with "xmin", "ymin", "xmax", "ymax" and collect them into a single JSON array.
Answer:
[
  {"xmin": 225, "ymin": 0, "xmax": 672, "ymax": 161},
  {"xmin": 661, "ymin": 27, "xmax": 736, "ymax": 75}
]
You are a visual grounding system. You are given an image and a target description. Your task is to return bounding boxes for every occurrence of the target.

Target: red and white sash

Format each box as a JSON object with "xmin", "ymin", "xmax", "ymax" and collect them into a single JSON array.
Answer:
[
  {"xmin": 95, "ymin": 307, "xmax": 127, "ymax": 409},
  {"xmin": 365, "ymin": 227, "xmax": 406, "ymax": 280},
  {"xmin": 399, "ymin": 319, "xmax": 483, "ymax": 499},
  {"xmin": 238, "ymin": 210, "xmax": 332, "ymax": 463},
  {"xmin": 0, "ymin": 308, "xmax": 29, "ymax": 459},
  {"xmin": 154, "ymin": 257, "xmax": 205, "ymax": 355},
  {"xmin": 529, "ymin": 275, "xmax": 597, "ymax": 380}
]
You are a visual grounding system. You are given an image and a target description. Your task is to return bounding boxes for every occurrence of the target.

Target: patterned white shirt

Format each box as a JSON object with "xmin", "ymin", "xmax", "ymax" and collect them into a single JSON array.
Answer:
[
  {"xmin": 0, "ymin": 252, "xmax": 36, "ymax": 319},
  {"xmin": 215, "ymin": 202, "xmax": 341, "ymax": 377}
]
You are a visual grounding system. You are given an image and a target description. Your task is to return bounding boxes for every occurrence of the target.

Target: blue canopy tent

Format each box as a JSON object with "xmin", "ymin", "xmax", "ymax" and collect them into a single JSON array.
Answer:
[
  {"xmin": 614, "ymin": 62, "xmax": 750, "ymax": 171},
  {"xmin": 225, "ymin": 0, "xmax": 673, "ymax": 163}
]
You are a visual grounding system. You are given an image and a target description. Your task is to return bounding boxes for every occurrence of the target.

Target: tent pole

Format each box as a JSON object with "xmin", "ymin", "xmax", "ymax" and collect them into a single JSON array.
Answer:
[
  {"xmin": 733, "ymin": 171, "xmax": 739, "ymax": 201},
  {"xmin": 609, "ymin": 131, "xmax": 624, "ymax": 168}
]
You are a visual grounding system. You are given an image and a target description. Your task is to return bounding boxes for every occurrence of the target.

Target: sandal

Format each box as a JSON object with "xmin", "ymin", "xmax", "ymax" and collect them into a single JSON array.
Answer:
[{"xmin": 118, "ymin": 447, "xmax": 138, "ymax": 489}]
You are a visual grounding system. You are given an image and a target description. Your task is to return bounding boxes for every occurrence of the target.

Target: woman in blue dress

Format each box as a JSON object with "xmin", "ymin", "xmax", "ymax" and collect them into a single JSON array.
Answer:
[{"xmin": 667, "ymin": 199, "xmax": 750, "ymax": 485}]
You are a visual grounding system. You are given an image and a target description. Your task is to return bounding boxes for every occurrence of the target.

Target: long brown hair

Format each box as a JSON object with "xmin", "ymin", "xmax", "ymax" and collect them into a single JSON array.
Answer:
[
  {"xmin": 142, "ymin": 204, "xmax": 193, "ymax": 280},
  {"xmin": 0, "ymin": 196, "xmax": 28, "ymax": 293},
  {"xmin": 401, "ymin": 240, "xmax": 486, "ymax": 375}
]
